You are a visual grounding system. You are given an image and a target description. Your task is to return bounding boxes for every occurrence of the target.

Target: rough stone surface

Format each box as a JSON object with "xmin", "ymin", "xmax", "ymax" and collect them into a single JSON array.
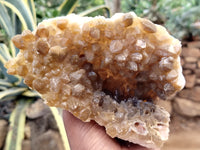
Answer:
[
  {"xmin": 181, "ymin": 48, "xmax": 200, "ymax": 58},
  {"xmin": 0, "ymin": 120, "xmax": 8, "ymax": 149},
  {"xmin": 183, "ymin": 69, "xmax": 192, "ymax": 75},
  {"xmin": 174, "ymin": 98, "xmax": 200, "ymax": 117},
  {"xmin": 198, "ymin": 61, "xmax": 200, "ymax": 68},
  {"xmin": 24, "ymin": 123, "xmax": 31, "ymax": 139},
  {"xmin": 196, "ymin": 78, "xmax": 200, "ymax": 85},
  {"xmin": 5, "ymin": 12, "xmax": 185, "ymax": 149},
  {"xmin": 22, "ymin": 140, "xmax": 31, "ymax": 150},
  {"xmin": 178, "ymin": 87, "xmax": 200, "ymax": 102},
  {"xmin": 187, "ymin": 41, "xmax": 200, "ymax": 49},
  {"xmin": 29, "ymin": 109, "xmax": 58, "ymax": 138},
  {"xmin": 185, "ymin": 74, "xmax": 196, "ymax": 88},
  {"xmin": 32, "ymin": 130, "xmax": 64, "ymax": 150},
  {"xmin": 157, "ymin": 100, "xmax": 172, "ymax": 114},
  {"xmin": 183, "ymin": 63, "xmax": 197, "ymax": 70},
  {"xmin": 185, "ymin": 57, "xmax": 197, "ymax": 63},
  {"xmin": 26, "ymin": 99, "xmax": 49, "ymax": 119},
  {"xmin": 195, "ymin": 69, "xmax": 200, "ymax": 78}
]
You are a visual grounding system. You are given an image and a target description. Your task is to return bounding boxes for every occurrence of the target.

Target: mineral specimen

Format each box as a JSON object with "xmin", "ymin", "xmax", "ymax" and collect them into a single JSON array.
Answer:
[{"xmin": 5, "ymin": 12, "xmax": 185, "ymax": 149}]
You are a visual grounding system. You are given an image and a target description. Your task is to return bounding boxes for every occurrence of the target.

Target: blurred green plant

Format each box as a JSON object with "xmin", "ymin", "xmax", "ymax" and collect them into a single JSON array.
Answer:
[
  {"xmin": 35, "ymin": 0, "xmax": 110, "ymax": 23},
  {"xmin": 121, "ymin": 0, "xmax": 200, "ymax": 40},
  {"xmin": 0, "ymin": 29, "xmax": 6, "ymax": 44},
  {"xmin": 35, "ymin": 0, "xmax": 65, "ymax": 23},
  {"xmin": 73, "ymin": 0, "xmax": 108, "ymax": 17},
  {"xmin": 161, "ymin": 0, "xmax": 200, "ymax": 40}
]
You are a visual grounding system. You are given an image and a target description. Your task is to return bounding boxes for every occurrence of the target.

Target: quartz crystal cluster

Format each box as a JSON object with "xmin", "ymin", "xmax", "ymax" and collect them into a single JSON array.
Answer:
[{"xmin": 5, "ymin": 12, "xmax": 185, "ymax": 149}]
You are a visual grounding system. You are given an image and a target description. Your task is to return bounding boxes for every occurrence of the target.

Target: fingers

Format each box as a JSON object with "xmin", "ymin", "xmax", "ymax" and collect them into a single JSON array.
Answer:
[
  {"xmin": 63, "ymin": 110, "xmax": 155, "ymax": 150},
  {"xmin": 63, "ymin": 110, "xmax": 120, "ymax": 150}
]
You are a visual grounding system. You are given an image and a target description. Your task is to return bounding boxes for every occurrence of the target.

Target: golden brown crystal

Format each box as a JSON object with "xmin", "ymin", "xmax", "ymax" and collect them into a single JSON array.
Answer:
[{"xmin": 5, "ymin": 12, "xmax": 185, "ymax": 149}]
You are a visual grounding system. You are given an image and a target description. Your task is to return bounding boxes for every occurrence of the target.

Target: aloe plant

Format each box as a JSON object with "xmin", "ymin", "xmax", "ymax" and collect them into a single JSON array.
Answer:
[{"xmin": 5, "ymin": 99, "xmax": 30, "ymax": 150}]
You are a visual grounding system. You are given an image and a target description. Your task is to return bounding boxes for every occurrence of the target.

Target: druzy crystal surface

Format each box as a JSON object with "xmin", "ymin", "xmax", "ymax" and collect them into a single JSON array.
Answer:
[{"xmin": 5, "ymin": 12, "xmax": 185, "ymax": 149}]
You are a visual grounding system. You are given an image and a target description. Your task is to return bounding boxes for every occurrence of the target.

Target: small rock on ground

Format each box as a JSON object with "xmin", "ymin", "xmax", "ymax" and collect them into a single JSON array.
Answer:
[
  {"xmin": 22, "ymin": 140, "xmax": 31, "ymax": 150},
  {"xmin": 187, "ymin": 41, "xmax": 200, "ymax": 49},
  {"xmin": 181, "ymin": 47, "xmax": 200, "ymax": 57},
  {"xmin": 32, "ymin": 130, "xmax": 64, "ymax": 150},
  {"xmin": 184, "ymin": 57, "xmax": 198, "ymax": 63},
  {"xmin": 178, "ymin": 86, "xmax": 200, "ymax": 101},
  {"xmin": 157, "ymin": 100, "xmax": 172, "ymax": 114},
  {"xmin": 26, "ymin": 99, "xmax": 49, "ymax": 119},
  {"xmin": 174, "ymin": 97, "xmax": 200, "ymax": 117},
  {"xmin": 185, "ymin": 74, "xmax": 196, "ymax": 88},
  {"xmin": 24, "ymin": 123, "xmax": 31, "ymax": 139},
  {"xmin": 197, "ymin": 61, "xmax": 200, "ymax": 68},
  {"xmin": 183, "ymin": 69, "xmax": 192, "ymax": 75},
  {"xmin": 183, "ymin": 63, "xmax": 197, "ymax": 70},
  {"xmin": 195, "ymin": 69, "xmax": 200, "ymax": 78},
  {"xmin": 0, "ymin": 119, "xmax": 8, "ymax": 149}
]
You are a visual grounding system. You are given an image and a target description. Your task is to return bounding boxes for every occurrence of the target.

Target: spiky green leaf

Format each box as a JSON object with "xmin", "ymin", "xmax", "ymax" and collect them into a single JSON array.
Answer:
[
  {"xmin": 22, "ymin": 90, "xmax": 39, "ymax": 97},
  {"xmin": 0, "ymin": 87, "xmax": 27, "ymax": 101},
  {"xmin": 50, "ymin": 107, "xmax": 71, "ymax": 150},
  {"xmin": 14, "ymin": 76, "xmax": 27, "ymax": 88},
  {"xmin": 0, "ymin": 95, "xmax": 17, "ymax": 102},
  {"xmin": 5, "ymin": 99, "xmax": 30, "ymax": 150},
  {"xmin": 0, "ymin": 60, "xmax": 19, "ymax": 83},
  {"xmin": 0, "ymin": 3, "xmax": 14, "ymax": 38},
  {"xmin": 0, "ymin": 43, "xmax": 12, "ymax": 61},
  {"xmin": 0, "ymin": 0, "xmax": 35, "ymax": 31},
  {"xmin": 9, "ymin": 41, "xmax": 19, "ymax": 58},
  {"xmin": 0, "ymin": 79, "xmax": 12, "ymax": 87},
  {"xmin": 0, "ymin": 86, "xmax": 7, "ymax": 90},
  {"xmin": 26, "ymin": 0, "xmax": 37, "ymax": 24}
]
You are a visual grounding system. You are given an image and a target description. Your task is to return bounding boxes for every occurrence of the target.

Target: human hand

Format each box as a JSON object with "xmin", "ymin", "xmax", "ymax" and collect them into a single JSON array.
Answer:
[{"xmin": 63, "ymin": 110, "xmax": 156, "ymax": 150}]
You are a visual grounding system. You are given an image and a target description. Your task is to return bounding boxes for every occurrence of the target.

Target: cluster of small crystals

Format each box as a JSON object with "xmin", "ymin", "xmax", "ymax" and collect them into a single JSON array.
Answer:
[{"xmin": 5, "ymin": 12, "xmax": 185, "ymax": 148}]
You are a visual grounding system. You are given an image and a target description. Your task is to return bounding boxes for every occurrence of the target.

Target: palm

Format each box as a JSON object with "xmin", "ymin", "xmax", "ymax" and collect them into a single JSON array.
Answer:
[{"xmin": 63, "ymin": 111, "xmax": 150, "ymax": 150}]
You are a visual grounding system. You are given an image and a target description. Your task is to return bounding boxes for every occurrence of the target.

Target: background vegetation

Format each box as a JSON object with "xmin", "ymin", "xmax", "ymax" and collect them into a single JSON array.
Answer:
[{"xmin": 121, "ymin": 0, "xmax": 200, "ymax": 40}]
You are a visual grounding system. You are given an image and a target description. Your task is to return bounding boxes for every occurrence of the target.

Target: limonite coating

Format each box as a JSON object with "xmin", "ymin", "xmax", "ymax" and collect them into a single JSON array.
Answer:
[{"xmin": 5, "ymin": 12, "xmax": 185, "ymax": 149}]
